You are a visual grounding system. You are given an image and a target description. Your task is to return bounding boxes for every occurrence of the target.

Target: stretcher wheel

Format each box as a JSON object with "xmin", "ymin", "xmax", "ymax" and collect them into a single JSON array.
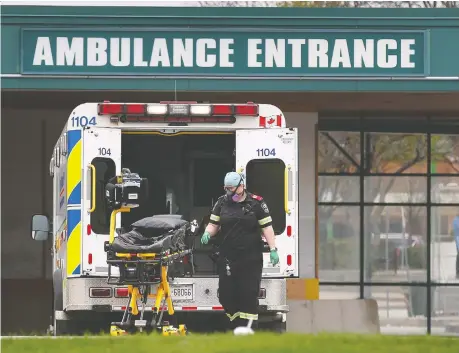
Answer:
[
  {"xmin": 110, "ymin": 325, "xmax": 128, "ymax": 336},
  {"xmin": 161, "ymin": 324, "xmax": 188, "ymax": 336},
  {"xmin": 178, "ymin": 324, "xmax": 188, "ymax": 336}
]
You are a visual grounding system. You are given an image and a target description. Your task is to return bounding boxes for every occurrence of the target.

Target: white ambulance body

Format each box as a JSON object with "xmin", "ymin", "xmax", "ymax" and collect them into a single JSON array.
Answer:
[{"xmin": 37, "ymin": 101, "xmax": 299, "ymax": 334}]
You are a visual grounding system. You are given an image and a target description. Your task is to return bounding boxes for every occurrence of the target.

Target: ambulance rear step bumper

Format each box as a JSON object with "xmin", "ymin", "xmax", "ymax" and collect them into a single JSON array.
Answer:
[{"xmin": 63, "ymin": 276, "xmax": 288, "ymax": 313}]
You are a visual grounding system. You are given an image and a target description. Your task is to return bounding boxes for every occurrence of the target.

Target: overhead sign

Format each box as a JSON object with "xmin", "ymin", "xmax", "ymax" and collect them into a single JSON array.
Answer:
[{"xmin": 21, "ymin": 29, "xmax": 427, "ymax": 76}]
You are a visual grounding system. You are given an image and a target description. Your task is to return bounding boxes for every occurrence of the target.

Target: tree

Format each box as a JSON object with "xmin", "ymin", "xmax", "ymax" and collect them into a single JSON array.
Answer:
[
  {"xmin": 198, "ymin": 1, "xmax": 276, "ymax": 6},
  {"xmin": 199, "ymin": 1, "xmax": 459, "ymax": 8},
  {"xmin": 376, "ymin": 1, "xmax": 459, "ymax": 7},
  {"xmin": 278, "ymin": 1, "xmax": 459, "ymax": 7},
  {"xmin": 278, "ymin": 1, "xmax": 370, "ymax": 7},
  {"xmin": 199, "ymin": 1, "xmax": 367, "ymax": 6}
]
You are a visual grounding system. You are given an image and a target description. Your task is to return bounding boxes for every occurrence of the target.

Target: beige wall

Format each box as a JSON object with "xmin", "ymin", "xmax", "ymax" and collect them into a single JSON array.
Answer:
[{"xmin": 285, "ymin": 113, "xmax": 318, "ymax": 278}]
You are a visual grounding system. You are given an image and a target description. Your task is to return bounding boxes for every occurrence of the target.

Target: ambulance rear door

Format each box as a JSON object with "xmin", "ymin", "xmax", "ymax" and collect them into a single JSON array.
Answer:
[
  {"xmin": 236, "ymin": 128, "xmax": 299, "ymax": 277},
  {"xmin": 82, "ymin": 126, "xmax": 122, "ymax": 276}
]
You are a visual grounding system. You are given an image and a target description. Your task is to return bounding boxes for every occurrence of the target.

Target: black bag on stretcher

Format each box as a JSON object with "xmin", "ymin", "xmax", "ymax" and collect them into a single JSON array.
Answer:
[
  {"xmin": 111, "ymin": 215, "xmax": 189, "ymax": 254},
  {"xmin": 130, "ymin": 214, "xmax": 188, "ymax": 238}
]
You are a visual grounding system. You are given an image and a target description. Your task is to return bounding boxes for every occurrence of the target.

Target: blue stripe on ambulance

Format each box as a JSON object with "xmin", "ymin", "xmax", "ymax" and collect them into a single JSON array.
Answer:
[
  {"xmin": 66, "ymin": 129, "xmax": 82, "ymax": 276},
  {"xmin": 67, "ymin": 209, "xmax": 82, "ymax": 276},
  {"xmin": 67, "ymin": 130, "xmax": 82, "ymax": 206}
]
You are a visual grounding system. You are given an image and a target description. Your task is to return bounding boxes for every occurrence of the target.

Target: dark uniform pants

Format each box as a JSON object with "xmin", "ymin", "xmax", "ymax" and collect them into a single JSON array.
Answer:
[{"xmin": 218, "ymin": 256, "xmax": 263, "ymax": 329}]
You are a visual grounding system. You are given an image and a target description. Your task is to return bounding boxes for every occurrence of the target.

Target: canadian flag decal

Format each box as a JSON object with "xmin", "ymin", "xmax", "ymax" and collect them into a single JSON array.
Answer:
[{"xmin": 260, "ymin": 115, "xmax": 282, "ymax": 127}]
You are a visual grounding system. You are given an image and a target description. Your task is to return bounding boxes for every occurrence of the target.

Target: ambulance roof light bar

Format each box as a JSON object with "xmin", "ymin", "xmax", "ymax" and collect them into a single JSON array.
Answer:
[{"xmin": 98, "ymin": 102, "xmax": 259, "ymax": 118}]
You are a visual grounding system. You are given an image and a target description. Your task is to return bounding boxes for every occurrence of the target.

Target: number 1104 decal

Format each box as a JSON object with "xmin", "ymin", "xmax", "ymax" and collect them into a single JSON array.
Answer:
[{"xmin": 256, "ymin": 148, "xmax": 276, "ymax": 157}]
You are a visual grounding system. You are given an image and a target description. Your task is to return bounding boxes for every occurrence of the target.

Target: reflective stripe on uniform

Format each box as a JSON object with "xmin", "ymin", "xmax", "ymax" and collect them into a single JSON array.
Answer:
[
  {"xmin": 210, "ymin": 214, "xmax": 220, "ymax": 222},
  {"xmin": 113, "ymin": 306, "xmax": 224, "ymax": 311},
  {"xmin": 227, "ymin": 312, "xmax": 258, "ymax": 321},
  {"xmin": 240, "ymin": 312, "xmax": 258, "ymax": 320},
  {"xmin": 258, "ymin": 216, "xmax": 272, "ymax": 226}
]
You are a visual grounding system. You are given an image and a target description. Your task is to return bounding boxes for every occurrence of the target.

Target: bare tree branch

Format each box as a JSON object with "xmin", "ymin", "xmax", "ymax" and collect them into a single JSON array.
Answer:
[
  {"xmin": 321, "ymin": 132, "xmax": 360, "ymax": 171},
  {"xmin": 277, "ymin": 0, "xmax": 459, "ymax": 7},
  {"xmin": 199, "ymin": 1, "xmax": 275, "ymax": 6}
]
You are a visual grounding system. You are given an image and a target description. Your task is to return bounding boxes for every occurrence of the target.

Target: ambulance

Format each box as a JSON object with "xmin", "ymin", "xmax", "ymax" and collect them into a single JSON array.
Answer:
[{"xmin": 31, "ymin": 101, "xmax": 299, "ymax": 335}]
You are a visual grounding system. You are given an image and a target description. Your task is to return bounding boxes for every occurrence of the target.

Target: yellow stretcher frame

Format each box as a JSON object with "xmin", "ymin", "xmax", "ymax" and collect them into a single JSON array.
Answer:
[{"xmin": 107, "ymin": 208, "xmax": 188, "ymax": 336}]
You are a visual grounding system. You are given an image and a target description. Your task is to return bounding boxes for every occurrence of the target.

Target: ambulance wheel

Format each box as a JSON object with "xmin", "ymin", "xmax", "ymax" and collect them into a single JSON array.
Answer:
[
  {"xmin": 52, "ymin": 319, "xmax": 74, "ymax": 336},
  {"xmin": 51, "ymin": 312, "xmax": 80, "ymax": 336},
  {"xmin": 178, "ymin": 324, "xmax": 189, "ymax": 336},
  {"xmin": 51, "ymin": 270, "xmax": 70, "ymax": 336}
]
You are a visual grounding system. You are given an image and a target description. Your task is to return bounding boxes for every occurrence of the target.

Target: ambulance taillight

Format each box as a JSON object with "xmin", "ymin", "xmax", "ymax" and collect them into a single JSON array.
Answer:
[
  {"xmin": 115, "ymin": 287, "xmax": 129, "ymax": 298},
  {"xmin": 89, "ymin": 288, "xmax": 112, "ymax": 298}
]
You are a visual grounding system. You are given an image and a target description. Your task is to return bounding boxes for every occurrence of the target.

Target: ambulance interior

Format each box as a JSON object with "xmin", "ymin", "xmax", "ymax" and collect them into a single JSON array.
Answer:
[{"xmin": 91, "ymin": 132, "xmax": 286, "ymax": 277}]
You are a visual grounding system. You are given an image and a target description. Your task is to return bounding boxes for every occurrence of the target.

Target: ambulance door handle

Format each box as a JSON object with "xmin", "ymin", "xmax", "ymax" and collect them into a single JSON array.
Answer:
[
  {"xmin": 88, "ymin": 164, "xmax": 96, "ymax": 213},
  {"xmin": 284, "ymin": 166, "xmax": 291, "ymax": 215}
]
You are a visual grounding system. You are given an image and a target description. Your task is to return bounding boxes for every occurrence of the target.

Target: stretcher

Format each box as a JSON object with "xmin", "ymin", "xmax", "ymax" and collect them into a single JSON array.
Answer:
[{"xmin": 104, "ymin": 207, "xmax": 192, "ymax": 336}]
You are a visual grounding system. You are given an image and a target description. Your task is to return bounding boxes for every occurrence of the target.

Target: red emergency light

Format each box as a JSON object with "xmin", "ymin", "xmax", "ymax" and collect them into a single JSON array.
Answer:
[
  {"xmin": 98, "ymin": 102, "xmax": 259, "ymax": 123},
  {"xmin": 98, "ymin": 103, "xmax": 146, "ymax": 115}
]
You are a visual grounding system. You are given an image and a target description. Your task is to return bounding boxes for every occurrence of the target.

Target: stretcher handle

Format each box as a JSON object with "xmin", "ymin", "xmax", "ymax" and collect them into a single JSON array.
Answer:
[
  {"xmin": 109, "ymin": 207, "xmax": 131, "ymax": 244},
  {"xmin": 88, "ymin": 164, "xmax": 96, "ymax": 213},
  {"xmin": 284, "ymin": 166, "xmax": 291, "ymax": 215}
]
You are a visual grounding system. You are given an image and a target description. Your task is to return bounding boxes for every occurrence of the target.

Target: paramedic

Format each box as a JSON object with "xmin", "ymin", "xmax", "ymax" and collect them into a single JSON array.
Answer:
[{"xmin": 200, "ymin": 172, "xmax": 279, "ymax": 329}]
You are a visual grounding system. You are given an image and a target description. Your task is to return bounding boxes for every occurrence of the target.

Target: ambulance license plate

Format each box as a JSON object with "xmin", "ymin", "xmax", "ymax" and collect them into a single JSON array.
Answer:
[{"xmin": 171, "ymin": 284, "xmax": 193, "ymax": 300}]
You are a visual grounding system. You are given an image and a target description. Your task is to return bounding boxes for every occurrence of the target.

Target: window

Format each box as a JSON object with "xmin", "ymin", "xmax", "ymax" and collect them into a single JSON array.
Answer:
[
  {"xmin": 90, "ymin": 157, "xmax": 116, "ymax": 235},
  {"xmin": 387, "ymin": 218, "xmax": 403, "ymax": 234},
  {"xmin": 317, "ymin": 117, "xmax": 459, "ymax": 334},
  {"xmin": 246, "ymin": 159, "xmax": 286, "ymax": 235}
]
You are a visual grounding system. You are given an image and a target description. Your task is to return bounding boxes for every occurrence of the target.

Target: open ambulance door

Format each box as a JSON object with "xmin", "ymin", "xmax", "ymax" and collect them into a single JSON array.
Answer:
[
  {"xmin": 82, "ymin": 127, "xmax": 121, "ymax": 276},
  {"xmin": 236, "ymin": 128, "xmax": 299, "ymax": 277}
]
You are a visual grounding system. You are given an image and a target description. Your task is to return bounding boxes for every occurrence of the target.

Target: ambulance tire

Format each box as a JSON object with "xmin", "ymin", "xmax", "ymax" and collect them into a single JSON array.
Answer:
[
  {"xmin": 52, "ymin": 269, "xmax": 64, "ymax": 311},
  {"xmin": 51, "ymin": 270, "xmax": 70, "ymax": 336},
  {"xmin": 53, "ymin": 319, "xmax": 74, "ymax": 336}
]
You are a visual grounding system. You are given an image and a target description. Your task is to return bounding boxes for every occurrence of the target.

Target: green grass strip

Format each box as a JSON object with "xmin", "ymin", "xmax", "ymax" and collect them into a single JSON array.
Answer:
[{"xmin": 2, "ymin": 333, "xmax": 459, "ymax": 353}]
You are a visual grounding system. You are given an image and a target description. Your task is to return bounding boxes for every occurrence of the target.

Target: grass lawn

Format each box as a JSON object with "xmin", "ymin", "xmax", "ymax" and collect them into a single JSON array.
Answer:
[{"xmin": 2, "ymin": 332, "xmax": 459, "ymax": 353}]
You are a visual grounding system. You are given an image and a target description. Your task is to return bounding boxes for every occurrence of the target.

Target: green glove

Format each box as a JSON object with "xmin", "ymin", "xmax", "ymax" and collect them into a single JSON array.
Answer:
[
  {"xmin": 201, "ymin": 231, "xmax": 211, "ymax": 245},
  {"xmin": 270, "ymin": 248, "xmax": 279, "ymax": 265}
]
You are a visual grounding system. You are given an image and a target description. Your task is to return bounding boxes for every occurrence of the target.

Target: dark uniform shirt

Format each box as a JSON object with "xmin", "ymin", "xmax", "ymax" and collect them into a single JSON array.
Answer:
[{"xmin": 208, "ymin": 192, "xmax": 273, "ymax": 262}]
